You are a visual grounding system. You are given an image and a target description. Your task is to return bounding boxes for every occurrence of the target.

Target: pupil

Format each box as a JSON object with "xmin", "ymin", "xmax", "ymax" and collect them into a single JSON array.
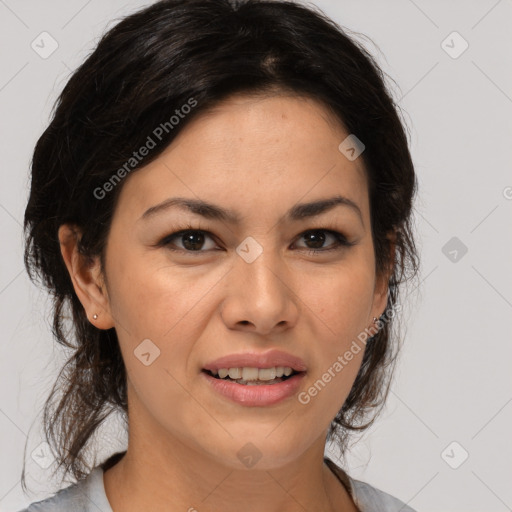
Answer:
[
  {"xmin": 182, "ymin": 231, "xmax": 204, "ymax": 250},
  {"xmin": 304, "ymin": 230, "xmax": 325, "ymax": 249}
]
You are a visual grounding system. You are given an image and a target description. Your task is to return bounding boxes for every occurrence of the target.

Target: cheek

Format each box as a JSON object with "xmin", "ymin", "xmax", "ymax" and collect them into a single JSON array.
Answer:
[
  {"xmin": 306, "ymin": 261, "xmax": 375, "ymax": 342},
  {"xmin": 105, "ymin": 253, "xmax": 213, "ymax": 436},
  {"xmin": 105, "ymin": 249, "xmax": 232, "ymax": 407},
  {"xmin": 296, "ymin": 258, "xmax": 374, "ymax": 411},
  {"xmin": 107, "ymin": 245, "xmax": 222, "ymax": 340}
]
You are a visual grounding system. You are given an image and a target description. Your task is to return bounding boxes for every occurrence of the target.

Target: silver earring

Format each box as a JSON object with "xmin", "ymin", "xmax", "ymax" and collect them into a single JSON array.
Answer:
[
  {"xmin": 369, "ymin": 316, "xmax": 380, "ymax": 342},
  {"xmin": 93, "ymin": 314, "xmax": 98, "ymax": 320}
]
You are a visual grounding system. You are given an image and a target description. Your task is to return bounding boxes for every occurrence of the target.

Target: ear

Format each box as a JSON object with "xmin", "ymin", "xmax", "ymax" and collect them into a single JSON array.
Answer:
[
  {"xmin": 58, "ymin": 224, "xmax": 115, "ymax": 330},
  {"xmin": 371, "ymin": 230, "xmax": 396, "ymax": 320}
]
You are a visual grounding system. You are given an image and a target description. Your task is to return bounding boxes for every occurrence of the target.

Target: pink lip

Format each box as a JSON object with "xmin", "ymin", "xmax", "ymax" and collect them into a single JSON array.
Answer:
[
  {"xmin": 201, "ymin": 370, "xmax": 307, "ymax": 407},
  {"xmin": 202, "ymin": 349, "xmax": 307, "ymax": 372}
]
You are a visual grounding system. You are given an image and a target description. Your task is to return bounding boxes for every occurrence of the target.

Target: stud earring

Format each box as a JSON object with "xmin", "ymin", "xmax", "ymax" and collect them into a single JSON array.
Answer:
[
  {"xmin": 368, "ymin": 316, "xmax": 381, "ymax": 342},
  {"xmin": 93, "ymin": 314, "xmax": 98, "ymax": 320}
]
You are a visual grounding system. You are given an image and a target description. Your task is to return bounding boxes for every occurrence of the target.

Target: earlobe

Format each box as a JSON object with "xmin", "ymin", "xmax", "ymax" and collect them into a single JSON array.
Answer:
[
  {"xmin": 372, "ymin": 273, "xmax": 389, "ymax": 321},
  {"xmin": 58, "ymin": 224, "xmax": 115, "ymax": 330},
  {"xmin": 371, "ymin": 230, "xmax": 396, "ymax": 321}
]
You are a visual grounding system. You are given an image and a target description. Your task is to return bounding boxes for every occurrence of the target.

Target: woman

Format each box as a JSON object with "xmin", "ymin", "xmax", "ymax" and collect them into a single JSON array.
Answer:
[{"xmin": 20, "ymin": 0, "xmax": 420, "ymax": 510}]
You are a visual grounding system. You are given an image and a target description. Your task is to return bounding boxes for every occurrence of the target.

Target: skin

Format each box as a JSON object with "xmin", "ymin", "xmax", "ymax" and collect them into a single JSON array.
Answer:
[{"xmin": 58, "ymin": 93, "xmax": 392, "ymax": 512}]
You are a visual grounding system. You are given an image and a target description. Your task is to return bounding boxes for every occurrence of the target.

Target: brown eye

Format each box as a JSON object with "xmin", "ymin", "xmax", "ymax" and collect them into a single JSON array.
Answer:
[
  {"xmin": 294, "ymin": 229, "xmax": 354, "ymax": 254},
  {"xmin": 161, "ymin": 230, "xmax": 218, "ymax": 253},
  {"xmin": 180, "ymin": 231, "xmax": 206, "ymax": 251},
  {"xmin": 303, "ymin": 230, "xmax": 328, "ymax": 249}
]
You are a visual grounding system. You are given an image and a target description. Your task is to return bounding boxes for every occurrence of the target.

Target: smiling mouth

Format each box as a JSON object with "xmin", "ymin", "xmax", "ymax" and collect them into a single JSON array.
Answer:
[{"xmin": 202, "ymin": 367, "xmax": 302, "ymax": 385}]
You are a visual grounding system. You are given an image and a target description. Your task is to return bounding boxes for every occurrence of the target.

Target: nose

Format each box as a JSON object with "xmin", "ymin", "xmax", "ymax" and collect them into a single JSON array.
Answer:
[{"xmin": 220, "ymin": 244, "xmax": 300, "ymax": 336}]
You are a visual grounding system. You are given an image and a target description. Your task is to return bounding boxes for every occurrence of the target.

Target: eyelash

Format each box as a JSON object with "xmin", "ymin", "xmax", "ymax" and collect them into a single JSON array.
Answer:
[{"xmin": 157, "ymin": 223, "xmax": 356, "ymax": 256}]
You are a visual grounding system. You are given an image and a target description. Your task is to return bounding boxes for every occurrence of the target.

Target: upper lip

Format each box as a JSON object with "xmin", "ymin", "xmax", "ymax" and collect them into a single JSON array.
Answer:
[{"xmin": 203, "ymin": 349, "xmax": 307, "ymax": 372}]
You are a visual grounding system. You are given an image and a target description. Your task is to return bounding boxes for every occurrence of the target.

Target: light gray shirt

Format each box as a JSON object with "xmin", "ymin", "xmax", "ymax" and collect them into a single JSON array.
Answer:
[{"xmin": 18, "ymin": 457, "xmax": 417, "ymax": 512}]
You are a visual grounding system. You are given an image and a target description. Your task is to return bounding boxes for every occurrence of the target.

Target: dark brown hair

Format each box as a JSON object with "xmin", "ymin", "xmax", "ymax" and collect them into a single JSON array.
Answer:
[{"xmin": 23, "ymin": 0, "xmax": 419, "ymax": 488}]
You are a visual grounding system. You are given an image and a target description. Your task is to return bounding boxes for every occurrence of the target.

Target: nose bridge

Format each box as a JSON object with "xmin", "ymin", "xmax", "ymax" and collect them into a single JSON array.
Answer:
[
  {"xmin": 222, "ymin": 235, "xmax": 298, "ymax": 333},
  {"xmin": 235, "ymin": 235, "xmax": 287, "ymax": 301}
]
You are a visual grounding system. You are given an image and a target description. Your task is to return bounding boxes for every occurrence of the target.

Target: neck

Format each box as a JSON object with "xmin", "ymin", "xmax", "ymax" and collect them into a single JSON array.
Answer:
[{"xmin": 103, "ymin": 384, "xmax": 357, "ymax": 512}]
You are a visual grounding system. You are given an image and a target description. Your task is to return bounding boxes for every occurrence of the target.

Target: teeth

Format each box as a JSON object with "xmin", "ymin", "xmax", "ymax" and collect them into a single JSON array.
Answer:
[
  {"xmin": 258, "ymin": 367, "xmax": 276, "ymax": 380},
  {"xmin": 210, "ymin": 366, "xmax": 295, "ymax": 381},
  {"xmin": 228, "ymin": 368, "xmax": 242, "ymax": 379},
  {"xmin": 242, "ymin": 367, "xmax": 259, "ymax": 381}
]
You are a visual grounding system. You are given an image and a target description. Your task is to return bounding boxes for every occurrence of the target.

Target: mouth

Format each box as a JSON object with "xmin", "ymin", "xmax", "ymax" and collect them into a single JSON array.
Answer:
[
  {"xmin": 202, "ymin": 367, "xmax": 304, "ymax": 386},
  {"xmin": 201, "ymin": 366, "xmax": 307, "ymax": 406}
]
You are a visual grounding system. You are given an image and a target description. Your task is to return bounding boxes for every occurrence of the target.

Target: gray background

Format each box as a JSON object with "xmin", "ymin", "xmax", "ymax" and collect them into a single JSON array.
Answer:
[{"xmin": 1, "ymin": 0, "xmax": 511, "ymax": 510}]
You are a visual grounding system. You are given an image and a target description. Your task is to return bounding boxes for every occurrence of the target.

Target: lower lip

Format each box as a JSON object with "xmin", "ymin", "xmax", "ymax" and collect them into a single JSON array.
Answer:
[{"xmin": 201, "ymin": 371, "xmax": 307, "ymax": 407}]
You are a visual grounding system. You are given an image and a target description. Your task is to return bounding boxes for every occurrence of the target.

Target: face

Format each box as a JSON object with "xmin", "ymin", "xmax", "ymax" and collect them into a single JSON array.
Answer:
[{"xmin": 92, "ymin": 93, "xmax": 388, "ymax": 469}]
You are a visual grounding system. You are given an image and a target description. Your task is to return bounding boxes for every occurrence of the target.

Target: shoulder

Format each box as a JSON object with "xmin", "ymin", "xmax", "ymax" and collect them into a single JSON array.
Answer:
[
  {"xmin": 324, "ymin": 457, "xmax": 417, "ymax": 512},
  {"xmin": 16, "ymin": 467, "xmax": 108, "ymax": 512},
  {"xmin": 349, "ymin": 477, "xmax": 417, "ymax": 512},
  {"xmin": 16, "ymin": 482, "xmax": 88, "ymax": 512}
]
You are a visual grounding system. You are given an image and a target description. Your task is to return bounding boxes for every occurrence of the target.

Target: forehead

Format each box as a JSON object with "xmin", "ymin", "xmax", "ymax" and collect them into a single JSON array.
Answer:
[{"xmin": 114, "ymin": 93, "xmax": 369, "ymax": 225}]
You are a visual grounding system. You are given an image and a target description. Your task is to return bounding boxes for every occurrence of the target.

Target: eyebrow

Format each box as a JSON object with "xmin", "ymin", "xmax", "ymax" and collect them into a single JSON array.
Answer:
[{"xmin": 139, "ymin": 195, "xmax": 363, "ymax": 224}]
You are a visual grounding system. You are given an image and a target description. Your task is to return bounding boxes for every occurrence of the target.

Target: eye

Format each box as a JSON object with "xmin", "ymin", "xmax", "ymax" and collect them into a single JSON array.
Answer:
[
  {"xmin": 157, "ymin": 226, "xmax": 355, "ymax": 256},
  {"xmin": 160, "ymin": 229, "xmax": 219, "ymax": 253},
  {"xmin": 293, "ymin": 229, "xmax": 355, "ymax": 254}
]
